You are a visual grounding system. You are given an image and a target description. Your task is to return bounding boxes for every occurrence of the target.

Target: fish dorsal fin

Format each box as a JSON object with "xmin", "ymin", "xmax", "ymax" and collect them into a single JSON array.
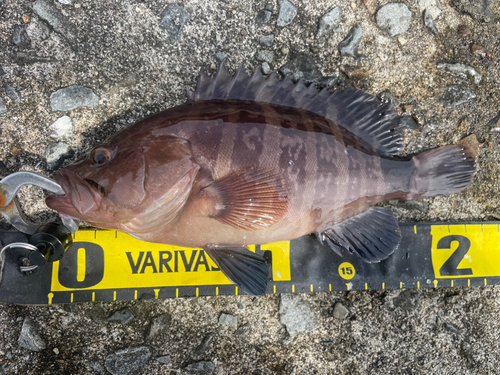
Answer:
[
  {"xmin": 319, "ymin": 207, "xmax": 401, "ymax": 263},
  {"xmin": 187, "ymin": 63, "xmax": 403, "ymax": 157}
]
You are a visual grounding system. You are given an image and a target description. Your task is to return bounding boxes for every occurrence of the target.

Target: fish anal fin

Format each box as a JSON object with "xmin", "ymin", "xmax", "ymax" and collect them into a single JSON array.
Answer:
[
  {"xmin": 318, "ymin": 207, "xmax": 401, "ymax": 263},
  {"xmin": 205, "ymin": 246, "xmax": 269, "ymax": 296},
  {"xmin": 205, "ymin": 168, "xmax": 289, "ymax": 231}
]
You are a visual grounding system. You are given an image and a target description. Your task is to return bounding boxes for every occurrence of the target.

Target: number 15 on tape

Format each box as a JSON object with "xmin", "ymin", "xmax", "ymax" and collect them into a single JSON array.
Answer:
[{"xmin": 431, "ymin": 224, "xmax": 500, "ymax": 278}]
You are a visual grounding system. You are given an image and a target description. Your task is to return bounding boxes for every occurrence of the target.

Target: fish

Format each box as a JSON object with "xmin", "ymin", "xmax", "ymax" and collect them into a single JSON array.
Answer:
[{"xmin": 46, "ymin": 63, "xmax": 477, "ymax": 296}]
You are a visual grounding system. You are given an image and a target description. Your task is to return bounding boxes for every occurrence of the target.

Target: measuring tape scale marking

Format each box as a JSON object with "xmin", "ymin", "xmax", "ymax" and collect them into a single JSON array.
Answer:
[{"xmin": 2, "ymin": 222, "xmax": 500, "ymax": 304}]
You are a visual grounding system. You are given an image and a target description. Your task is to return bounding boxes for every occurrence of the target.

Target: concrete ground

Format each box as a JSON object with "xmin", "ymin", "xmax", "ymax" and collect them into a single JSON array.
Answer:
[{"xmin": 1, "ymin": 0, "xmax": 500, "ymax": 373}]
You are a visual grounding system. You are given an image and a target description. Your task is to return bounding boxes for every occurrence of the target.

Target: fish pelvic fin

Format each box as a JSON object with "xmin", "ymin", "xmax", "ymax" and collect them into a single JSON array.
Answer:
[
  {"xmin": 318, "ymin": 207, "xmax": 401, "ymax": 263},
  {"xmin": 204, "ymin": 167, "xmax": 289, "ymax": 231},
  {"xmin": 191, "ymin": 62, "xmax": 403, "ymax": 157},
  {"xmin": 409, "ymin": 144, "xmax": 477, "ymax": 200},
  {"xmin": 205, "ymin": 246, "xmax": 269, "ymax": 296}
]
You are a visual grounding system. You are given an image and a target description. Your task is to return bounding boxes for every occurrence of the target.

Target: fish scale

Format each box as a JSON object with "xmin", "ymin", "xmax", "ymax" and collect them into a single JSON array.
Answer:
[{"xmin": 45, "ymin": 64, "xmax": 477, "ymax": 295}]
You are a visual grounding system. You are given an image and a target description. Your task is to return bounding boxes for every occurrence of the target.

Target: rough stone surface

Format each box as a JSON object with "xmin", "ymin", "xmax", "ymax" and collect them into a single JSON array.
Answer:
[
  {"xmin": 159, "ymin": 3, "xmax": 188, "ymax": 44},
  {"xmin": 147, "ymin": 313, "xmax": 171, "ymax": 338},
  {"xmin": 256, "ymin": 50, "xmax": 274, "ymax": 63},
  {"xmin": 376, "ymin": 3, "xmax": 413, "ymax": 36},
  {"xmin": 339, "ymin": 24, "xmax": 363, "ymax": 58},
  {"xmin": 107, "ymin": 308, "xmax": 134, "ymax": 325},
  {"xmin": 18, "ymin": 317, "xmax": 46, "ymax": 352},
  {"xmin": 277, "ymin": 0, "xmax": 297, "ymax": 27},
  {"xmin": 45, "ymin": 141, "xmax": 73, "ymax": 169},
  {"xmin": 155, "ymin": 355, "xmax": 170, "ymax": 364},
  {"xmin": 332, "ymin": 303, "xmax": 350, "ymax": 320},
  {"xmin": 317, "ymin": 6, "xmax": 342, "ymax": 38},
  {"xmin": 440, "ymin": 85, "xmax": 476, "ymax": 108},
  {"xmin": 193, "ymin": 332, "xmax": 214, "ymax": 356},
  {"xmin": 400, "ymin": 115, "xmax": 420, "ymax": 131},
  {"xmin": 50, "ymin": 86, "xmax": 99, "ymax": 111},
  {"xmin": 2, "ymin": 0, "xmax": 500, "ymax": 374},
  {"xmin": 32, "ymin": 0, "xmax": 78, "ymax": 43},
  {"xmin": 450, "ymin": 0, "xmax": 496, "ymax": 23},
  {"xmin": 219, "ymin": 313, "xmax": 237, "ymax": 327},
  {"xmin": 186, "ymin": 361, "xmax": 215, "ymax": 373},
  {"xmin": 418, "ymin": 0, "xmax": 442, "ymax": 19},
  {"xmin": 4, "ymin": 85, "xmax": 20, "ymax": 102},
  {"xmin": 104, "ymin": 346, "xmax": 151, "ymax": 375},
  {"xmin": 259, "ymin": 34, "xmax": 274, "ymax": 46},
  {"xmin": 48, "ymin": 116, "xmax": 74, "ymax": 140},
  {"xmin": 437, "ymin": 63, "xmax": 482, "ymax": 84},
  {"xmin": 0, "ymin": 98, "xmax": 6, "ymax": 114},
  {"xmin": 279, "ymin": 294, "xmax": 318, "ymax": 335},
  {"xmin": 423, "ymin": 9, "xmax": 438, "ymax": 35},
  {"xmin": 12, "ymin": 25, "xmax": 31, "ymax": 49},
  {"xmin": 255, "ymin": 9, "xmax": 272, "ymax": 25}
]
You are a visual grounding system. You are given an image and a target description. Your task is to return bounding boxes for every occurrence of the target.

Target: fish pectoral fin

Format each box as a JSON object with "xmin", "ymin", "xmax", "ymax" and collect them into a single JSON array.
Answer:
[
  {"xmin": 205, "ymin": 246, "xmax": 269, "ymax": 296},
  {"xmin": 318, "ymin": 207, "xmax": 401, "ymax": 263},
  {"xmin": 205, "ymin": 168, "xmax": 289, "ymax": 231}
]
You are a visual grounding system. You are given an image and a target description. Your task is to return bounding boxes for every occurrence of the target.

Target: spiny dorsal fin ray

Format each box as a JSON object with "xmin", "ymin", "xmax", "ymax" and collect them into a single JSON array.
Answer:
[{"xmin": 190, "ymin": 62, "xmax": 403, "ymax": 157}]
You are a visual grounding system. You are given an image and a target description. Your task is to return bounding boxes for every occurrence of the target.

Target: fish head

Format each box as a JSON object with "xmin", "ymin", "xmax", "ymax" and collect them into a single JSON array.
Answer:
[{"xmin": 46, "ymin": 133, "xmax": 200, "ymax": 231}]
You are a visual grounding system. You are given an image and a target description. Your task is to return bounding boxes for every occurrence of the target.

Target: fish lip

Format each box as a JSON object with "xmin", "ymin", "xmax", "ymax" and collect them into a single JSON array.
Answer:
[{"xmin": 47, "ymin": 170, "xmax": 103, "ymax": 216}]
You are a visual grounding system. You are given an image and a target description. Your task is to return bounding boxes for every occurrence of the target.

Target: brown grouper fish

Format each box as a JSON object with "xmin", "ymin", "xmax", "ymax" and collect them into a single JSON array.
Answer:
[{"xmin": 46, "ymin": 64, "xmax": 477, "ymax": 295}]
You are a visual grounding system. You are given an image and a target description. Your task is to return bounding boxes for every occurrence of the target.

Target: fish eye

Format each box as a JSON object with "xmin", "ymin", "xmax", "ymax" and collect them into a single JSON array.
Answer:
[{"xmin": 90, "ymin": 147, "xmax": 116, "ymax": 166}]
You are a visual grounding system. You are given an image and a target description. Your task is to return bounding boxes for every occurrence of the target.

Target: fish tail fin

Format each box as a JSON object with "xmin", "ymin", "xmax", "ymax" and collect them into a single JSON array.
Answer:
[{"xmin": 409, "ymin": 145, "xmax": 476, "ymax": 199}]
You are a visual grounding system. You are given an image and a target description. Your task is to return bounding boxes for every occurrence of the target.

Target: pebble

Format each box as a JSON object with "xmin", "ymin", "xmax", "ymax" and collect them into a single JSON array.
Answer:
[
  {"xmin": 471, "ymin": 44, "xmax": 490, "ymax": 58},
  {"xmin": 86, "ymin": 359, "xmax": 105, "ymax": 374},
  {"xmin": 45, "ymin": 142, "xmax": 73, "ymax": 169},
  {"xmin": 261, "ymin": 62, "xmax": 272, "ymax": 75},
  {"xmin": 332, "ymin": 302, "xmax": 349, "ymax": 320},
  {"xmin": 18, "ymin": 317, "xmax": 46, "ymax": 352},
  {"xmin": 423, "ymin": 9, "xmax": 438, "ymax": 35},
  {"xmin": 280, "ymin": 55, "xmax": 322, "ymax": 83},
  {"xmin": 376, "ymin": 3, "xmax": 413, "ymax": 37},
  {"xmin": 159, "ymin": 3, "xmax": 188, "ymax": 44},
  {"xmin": 49, "ymin": 116, "xmax": 73, "ymax": 140},
  {"xmin": 256, "ymin": 50, "xmax": 274, "ymax": 63},
  {"xmin": 58, "ymin": 0, "xmax": 74, "ymax": 4},
  {"xmin": 107, "ymin": 308, "xmax": 134, "ymax": 325},
  {"xmin": 186, "ymin": 361, "xmax": 215, "ymax": 374},
  {"xmin": 259, "ymin": 34, "xmax": 274, "ymax": 46},
  {"xmin": 418, "ymin": 0, "xmax": 442, "ymax": 19},
  {"xmin": 279, "ymin": 294, "xmax": 318, "ymax": 336},
  {"xmin": 22, "ymin": 14, "xmax": 31, "ymax": 23},
  {"xmin": 377, "ymin": 89, "xmax": 400, "ymax": 108},
  {"xmin": 219, "ymin": 313, "xmax": 237, "ymax": 327},
  {"xmin": 400, "ymin": 115, "xmax": 420, "ymax": 131},
  {"xmin": 339, "ymin": 24, "xmax": 363, "ymax": 58},
  {"xmin": 0, "ymin": 98, "xmax": 6, "ymax": 114},
  {"xmin": 147, "ymin": 313, "xmax": 171, "ymax": 338},
  {"xmin": 53, "ymin": 347, "xmax": 60, "ymax": 355},
  {"xmin": 437, "ymin": 63, "xmax": 482, "ymax": 84},
  {"xmin": 0, "ymin": 66, "xmax": 5, "ymax": 76},
  {"xmin": 215, "ymin": 52, "xmax": 227, "ymax": 62},
  {"xmin": 449, "ymin": 0, "xmax": 494, "ymax": 23},
  {"xmin": 362, "ymin": 0, "xmax": 377, "ymax": 14},
  {"xmin": 5, "ymin": 85, "xmax": 21, "ymax": 102},
  {"xmin": 104, "ymin": 346, "xmax": 151, "ymax": 375},
  {"xmin": 317, "ymin": 6, "xmax": 342, "ymax": 38},
  {"xmin": 255, "ymin": 9, "xmax": 272, "ymax": 25},
  {"xmin": 193, "ymin": 332, "xmax": 214, "ymax": 356},
  {"xmin": 50, "ymin": 85, "xmax": 99, "ymax": 111},
  {"xmin": 440, "ymin": 85, "xmax": 476, "ymax": 108},
  {"xmin": 32, "ymin": 0, "xmax": 77, "ymax": 44},
  {"xmin": 277, "ymin": 0, "xmax": 297, "ymax": 27},
  {"xmin": 235, "ymin": 323, "xmax": 252, "ymax": 337},
  {"xmin": 340, "ymin": 64, "xmax": 372, "ymax": 80},
  {"xmin": 155, "ymin": 355, "xmax": 171, "ymax": 364},
  {"xmin": 12, "ymin": 26, "xmax": 31, "ymax": 49}
]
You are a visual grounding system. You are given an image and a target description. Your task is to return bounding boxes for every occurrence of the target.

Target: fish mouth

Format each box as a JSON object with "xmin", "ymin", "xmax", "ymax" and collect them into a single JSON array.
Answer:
[{"xmin": 46, "ymin": 170, "xmax": 104, "ymax": 217}]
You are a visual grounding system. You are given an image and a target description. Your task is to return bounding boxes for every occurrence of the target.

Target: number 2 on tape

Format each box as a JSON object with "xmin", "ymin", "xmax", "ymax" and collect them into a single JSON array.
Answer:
[{"xmin": 431, "ymin": 224, "xmax": 500, "ymax": 279}]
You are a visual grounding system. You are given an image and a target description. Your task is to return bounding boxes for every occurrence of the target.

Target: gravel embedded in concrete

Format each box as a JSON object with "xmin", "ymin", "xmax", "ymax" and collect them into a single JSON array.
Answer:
[
  {"xmin": 50, "ymin": 86, "xmax": 99, "ymax": 111},
  {"xmin": 376, "ymin": 3, "xmax": 413, "ymax": 36},
  {"xmin": 104, "ymin": 346, "xmax": 151, "ymax": 375},
  {"xmin": 317, "ymin": 6, "xmax": 342, "ymax": 38},
  {"xmin": 440, "ymin": 84, "xmax": 476, "ymax": 108},
  {"xmin": 159, "ymin": 3, "xmax": 188, "ymax": 44},
  {"xmin": 279, "ymin": 294, "xmax": 318, "ymax": 336},
  {"xmin": 277, "ymin": 0, "xmax": 297, "ymax": 27},
  {"xmin": 17, "ymin": 317, "xmax": 46, "ymax": 352},
  {"xmin": 49, "ymin": 116, "xmax": 74, "ymax": 140},
  {"xmin": 339, "ymin": 24, "xmax": 363, "ymax": 58},
  {"xmin": 437, "ymin": 63, "xmax": 482, "ymax": 84}
]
